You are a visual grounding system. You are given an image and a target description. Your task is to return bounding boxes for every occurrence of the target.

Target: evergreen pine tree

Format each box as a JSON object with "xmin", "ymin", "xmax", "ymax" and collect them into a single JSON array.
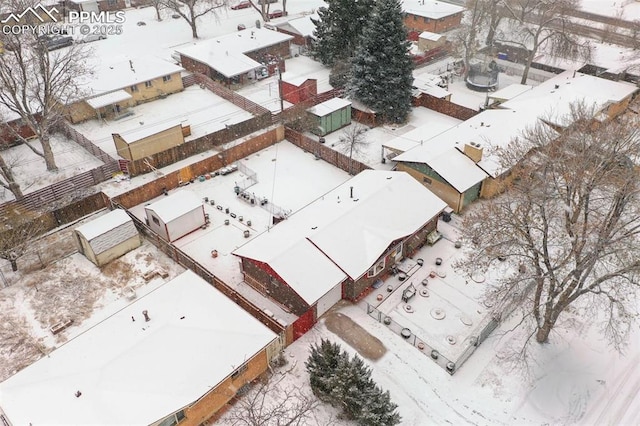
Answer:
[
  {"xmin": 305, "ymin": 339, "xmax": 346, "ymax": 402},
  {"xmin": 330, "ymin": 352, "xmax": 372, "ymax": 420},
  {"xmin": 357, "ymin": 382, "xmax": 401, "ymax": 426},
  {"xmin": 349, "ymin": 0, "xmax": 414, "ymax": 124},
  {"xmin": 311, "ymin": 0, "xmax": 374, "ymax": 66}
]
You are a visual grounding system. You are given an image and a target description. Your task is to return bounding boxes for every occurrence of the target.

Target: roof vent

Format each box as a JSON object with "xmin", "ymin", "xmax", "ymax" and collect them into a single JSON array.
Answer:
[
  {"xmin": 142, "ymin": 310, "xmax": 150, "ymax": 322},
  {"xmin": 75, "ymin": 391, "xmax": 82, "ymax": 398}
]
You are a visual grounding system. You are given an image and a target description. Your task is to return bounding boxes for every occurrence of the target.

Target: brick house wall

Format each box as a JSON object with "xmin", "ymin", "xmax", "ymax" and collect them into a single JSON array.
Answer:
[
  {"xmin": 344, "ymin": 218, "xmax": 440, "ymax": 300},
  {"xmin": 404, "ymin": 12, "xmax": 462, "ymax": 34},
  {"xmin": 241, "ymin": 257, "xmax": 310, "ymax": 316},
  {"xmin": 245, "ymin": 40, "xmax": 292, "ymax": 62},
  {"xmin": 97, "ymin": 0, "xmax": 126, "ymax": 12}
]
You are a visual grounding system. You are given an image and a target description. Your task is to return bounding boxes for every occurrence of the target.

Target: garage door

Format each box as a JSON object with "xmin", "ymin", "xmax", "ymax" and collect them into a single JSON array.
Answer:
[{"xmin": 316, "ymin": 283, "xmax": 342, "ymax": 317}]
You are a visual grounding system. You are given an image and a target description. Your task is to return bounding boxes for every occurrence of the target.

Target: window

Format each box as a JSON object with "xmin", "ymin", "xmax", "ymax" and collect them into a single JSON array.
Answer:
[
  {"xmin": 390, "ymin": 242, "xmax": 403, "ymax": 263},
  {"xmin": 130, "ymin": 85, "xmax": 138, "ymax": 92},
  {"xmin": 107, "ymin": 0, "xmax": 116, "ymax": 5},
  {"xmin": 156, "ymin": 410, "xmax": 185, "ymax": 426},
  {"xmin": 163, "ymin": 75, "xmax": 172, "ymax": 82},
  {"xmin": 145, "ymin": 81, "xmax": 153, "ymax": 88},
  {"xmin": 423, "ymin": 176, "xmax": 432, "ymax": 185},
  {"xmin": 423, "ymin": 17, "xmax": 430, "ymax": 23},
  {"xmin": 367, "ymin": 258, "xmax": 385, "ymax": 278},
  {"xmin": 231, "ymin": 363, "xmax": 248, "ymax": 380},
  {"xmin": 151, "ymin": 215, "xmax": 160, "ymax": 226}
]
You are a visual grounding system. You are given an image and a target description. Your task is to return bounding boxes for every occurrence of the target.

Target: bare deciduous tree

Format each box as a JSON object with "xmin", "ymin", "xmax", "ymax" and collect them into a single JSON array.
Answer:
[
  {"xmin": 0, "ymin": 33, "xmax": 92, "ymax": 173},
  {"xmin": 0, "ymin": 149, "xmax": 23, "ymax": 200},
  {"xmin": 336, "ymin": 124, "xmax": 368, "ymax": 175},
  {"xmin": 161, "ymin": 0, "xmax": 226, "ymax": 38},
  {"xmin": 497, "ymin": 0, "xmax": 591, "ymax": 84},
  {"xmin": 452, "ymin": 0, "xmax": 491, "ymax": 76},
  {"xmin": 459, "ymin": 103, "xmax": 640, "ymax": 349},
  {"xmin": 223, "ymin": 372, "xmax": 323, "ymax": 426},
  {"xmin": 0, "ymin": 205, "xmax": 46, "ymax": 272},
  {"xmin": 151, "ymin": 0, "xmax": 164, "ymax": 20}
]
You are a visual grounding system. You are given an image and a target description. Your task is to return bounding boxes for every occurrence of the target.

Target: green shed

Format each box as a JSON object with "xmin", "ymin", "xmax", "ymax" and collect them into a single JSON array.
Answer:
[{"xmin": 307, "ymin": 98, "xmax": 352, "ymax": 136}]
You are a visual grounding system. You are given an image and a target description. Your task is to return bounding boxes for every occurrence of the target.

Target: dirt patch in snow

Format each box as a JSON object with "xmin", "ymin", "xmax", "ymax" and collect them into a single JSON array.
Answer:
[{"xmin": 324, "ymin": 311, "xmax": 386, "ymax": 361}]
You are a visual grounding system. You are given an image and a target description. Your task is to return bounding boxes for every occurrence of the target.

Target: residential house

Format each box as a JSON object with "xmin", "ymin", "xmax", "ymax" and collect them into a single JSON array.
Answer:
[
  {"xmin": 0, "ymin": 106, "xmax": 36, "ymax": 149},
  {"xmin": 112, "ymin": 121, "xmax": 189, "ymax": 161},
  {"xmin": 0, "ymin": 270, "xmax": 279, "ymax": 425},
  {"xmin": 67, "ymin": 57, "xmax": 184, "ymax": 124},
  {"xmin": 233, "ymin": 170, "xmax": 447, "ymax": 339},
  {"xmin": 394, "ymin": 71, "xmax": 638, "ymax": 211},
  {"xmin": 144, "ymin": 190, "xmax": 206, "ymax": 242},
  {"xmin": 177, "ymin": 28, "xmax": 293, "ymax": 86},
  {"xmin": 307, "ymin": 98, "xmax": 352, "ymax": 136},
  {"xmin": 402, "ymin": 0, "xmax": 465, "ymax": 34},
  {"xmin": 274, "ymin": 14, "xmax": 318, "ymax": 49},
  {"xmin": 74, "ymin": 209, "xmax": 142, "ymax": 267}
]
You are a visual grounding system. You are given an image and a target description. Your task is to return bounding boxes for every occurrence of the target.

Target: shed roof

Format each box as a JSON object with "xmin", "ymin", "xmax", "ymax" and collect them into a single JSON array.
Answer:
[
  {"xmin": 145, "ymin": 190, "xmax": 202, "ymax": 223},
  {"xmin": 307, "ymin": 98, "xmax": 351, "ymax": 117},
  {"xmin": 428, "ymin": 148, "xmax": 489, "ymax": 193},
  {"xmin": 234, "ymin": 170, "xmax": 446, "ymax": 283},
  {"xmin": 419, "ymin": 31, "xmax": 444, "ymax": 41},
  {"xmin": 402, "ymin": 0, "xmax": 465, "ymax": 19},
  {"xmin": 116, "ymin": 121, "xmax": 184, "ymax": 144},
  {"xmin": 75, "ymin": 209, "xmax": 134, "ymax": 241},
  {"xmin": 0, "ymin": 270, "xmax": 277, "ymax": 425},
  {"xmin": 488, "ymin": 84, "xmax": 532, "ymax": 102},
  {"xmin": 176, "ymin": 28, "xmax": 293, "ymax": 78},
  {"xmin": 276, "ymin": 14, "xmax": 318, "ymax": 38}
]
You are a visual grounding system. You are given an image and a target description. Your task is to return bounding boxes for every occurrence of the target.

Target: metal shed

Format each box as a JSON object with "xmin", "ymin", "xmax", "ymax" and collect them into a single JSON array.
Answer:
[
  {"xmin": 307, "ymin": 98, "xmax": 352, "ymax": 136},
  {"xmin": 144, "ymin": 191, "xmax": 205, "ymax": 242},
  {"xmin": 74, "ymin": 209, "xmax": 142, "ymax": 267}
]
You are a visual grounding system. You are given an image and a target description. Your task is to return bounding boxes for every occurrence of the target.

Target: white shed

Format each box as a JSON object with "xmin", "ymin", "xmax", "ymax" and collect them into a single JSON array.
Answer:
[
  {"xmin": 144, "ymin": 191, "xmax": 205, "ymax": 242},
  {"xmin": 74, "ymin": 209, "xmax": 142, "ymax": 267}
]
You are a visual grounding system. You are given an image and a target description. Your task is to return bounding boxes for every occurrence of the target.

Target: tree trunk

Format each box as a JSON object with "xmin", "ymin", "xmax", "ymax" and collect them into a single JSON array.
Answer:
[
  {"xmin": 155, "ymin": 4, "xmax": 162, "ymax": 20},
  {"xmin": 520, "ymin": 51, "xmax": 535, "ymax": 85},
  {"xmin": 10, "ymin": 259, "xmax": 17, "ymax": 272},
  {"xmin": 39, "ymin": 132, "xmax": 58, "ymax": 171},
  {"xmin": 535, "ymin": 321, "xmax": 553, "ymax": 343},
  {"xmin": 190, "ymin": 20, "xmax": 199, "ymax": 38},
  {"xmin": 0, "ymin": 157, "xmax": 23, "ymax": 199}
]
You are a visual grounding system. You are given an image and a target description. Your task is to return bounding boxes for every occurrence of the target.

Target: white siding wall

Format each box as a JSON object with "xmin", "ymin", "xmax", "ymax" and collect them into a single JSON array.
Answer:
[
  {"xmin": 167, "ymin": 207, "xmax": 205, "ymax": 242},
  {"xmin": 145, "ymin": 209, "xmax": 169, "ymax": 241}
]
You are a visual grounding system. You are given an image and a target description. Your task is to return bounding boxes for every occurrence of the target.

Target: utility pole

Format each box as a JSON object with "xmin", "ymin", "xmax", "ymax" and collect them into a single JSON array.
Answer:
[{"xmin": 277, "ymin": 62, "xmax": 284, "ymax": 113}]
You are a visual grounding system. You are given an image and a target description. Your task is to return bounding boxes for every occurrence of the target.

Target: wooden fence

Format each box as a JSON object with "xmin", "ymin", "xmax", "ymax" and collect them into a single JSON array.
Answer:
[
  {"xmin": 113, "ymin": 201, "xmax": 286, "ymax": 335},
  {"xmin": 0, "ymin": 123, "xmax": 119, "ymax": 219},
  {"xmin": 284, "ymin": 127, "xmax": 371, "ymax": 175}
]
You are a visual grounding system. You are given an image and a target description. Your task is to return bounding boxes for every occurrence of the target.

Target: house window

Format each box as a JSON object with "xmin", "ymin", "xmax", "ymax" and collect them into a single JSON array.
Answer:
[
  {"xmin": 107, "ymin": 0, "xmax": 117, "ymax": 5},
  {"xmin": 156, "ymin": 410, "xmax": 185, "ymax": 426},
  {"xmin": 367, "ymin": 258, "xmax": 385, "ymax": 278},
  {"xmin": 163, "ymin": 75, "xmax": 172, "ymax": 82},
  {"xmin": 151, "ymin": 215, "xmax": 160, "ymax": 226},
  {"xmin": 423, "ymin": 176, "xmax": 432, "ymax": 184},
  {"xmin": 423, "ymin": 17, "xmax": 430, "ymax": 23},
  {"xmin": 231, "ymin": 363, "xmax": 248, "ymax": 380},
  {"xmin": 390, "ymin": 242, "xmax": 403, "ymax": 262},
  {"xmin": 145, "ymin": 81, "xmax": 153, "ymax": 88},
  {"xmin": 130, "ymin": 85, "xmax": 138, "ymax": 92}
]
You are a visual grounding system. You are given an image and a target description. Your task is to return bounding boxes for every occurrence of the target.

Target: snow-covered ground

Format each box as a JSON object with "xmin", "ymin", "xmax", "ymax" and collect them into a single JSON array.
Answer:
[
  {"xmin": 0, "ymin": 133, "xmax": 104, "ymax": 203},
  {"xmin": 71, "ymin": 85, "xmax": 254, "ymax": 158},
  {"xmin": 580, "ymin": 0, "xmax": 640, "ymax": 19}
]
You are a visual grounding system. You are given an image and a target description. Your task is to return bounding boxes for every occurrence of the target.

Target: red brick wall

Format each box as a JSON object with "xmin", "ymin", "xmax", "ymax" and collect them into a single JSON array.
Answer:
[
  {"xmin": 180, "ymin": 55, "xmax": 211, "ymax": 77},
  {"xmin": 404, "ymin": 12, "xmax": 462, "ymax": 33}
]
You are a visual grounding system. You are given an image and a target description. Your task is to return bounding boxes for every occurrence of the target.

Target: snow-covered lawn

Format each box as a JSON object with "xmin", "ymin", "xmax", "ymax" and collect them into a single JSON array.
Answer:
[
  {"xmin": 0, "ymin": 209, "xmax": 185, "ymax": 382},
  {"xmin": 0, "ymin": 133, "xmax": 104, "ymax": 203},
  {"xmin": 71, "ymin": 85, "xmax": 254, "ymax": 158},
  {"xmin": 580, "ymin": 0, "xmax": 640, "ymax": 19}
]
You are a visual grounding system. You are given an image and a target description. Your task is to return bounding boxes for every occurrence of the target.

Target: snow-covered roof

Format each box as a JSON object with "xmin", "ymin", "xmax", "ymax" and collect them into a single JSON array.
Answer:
[
  {"xmin": 75, "ymin": 209, "xmax": 134, "ymax": 241},
  {"xmin": 402, "ymin": 0, "xmax": 465, "ymax": 19},
  {"xmin": 77, "ymin": 57, "xmax": 184, "ymax": 100},
  {"xmin": 307, "ymin": 98, "xmax": 351, "ymax": 117},
  {"xmin": 488, "ymin": 84, "xmax": 532, "ymax": 102},
  {"xmin": 145, "ymin": 190, "xmax": 202, "ymax": 223},
  {"xmin": 0, "ymin": 270, "xmax": 277, "ymax": 425},
  {"xmin": 419, "ymin": 31, "xmax": 444, "ymax": 41},
  {"xmin": 176, "ymin": 28, "xmax": 293, "ymax": 78},
  {"xmin": 117, "ymin": 121, "xmax": 184, "ymax": 143},
  {"xmin": 276, "ymin": 14, "xmax": 318, "ymax": 38},
  {"xmin": 429, "ymin": 148, "xmax": 489, "ymax": 193},
  {"xmin": 86, "ymin": 89, "xmax": 133, "ymax": 109},
  {"xmin": 396, "ymin": 71, "xmax": 638, "ymax": 178},
  {"xmin": 234, "ymin": 170, "xmax": 446, "ymax": 283},
  {"xmin": 413, "ymin": 75, "xmax": 451, "ymax": 99}
]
